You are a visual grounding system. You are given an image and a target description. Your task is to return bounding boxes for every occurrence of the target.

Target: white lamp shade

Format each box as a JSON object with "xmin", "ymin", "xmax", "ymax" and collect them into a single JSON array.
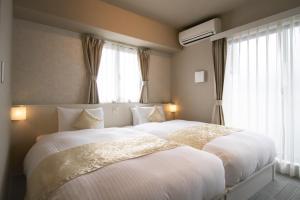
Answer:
[
  {"xmin": 195, "ymin": 71, "xmax": 205, "ymax": 83},
  {"xmin": 169, "ymin": 104, "xmax": 177, "ymax": 113},
  {"xmin": 11, "ymin": 106, "xmax": 27, "ymax": 121}
]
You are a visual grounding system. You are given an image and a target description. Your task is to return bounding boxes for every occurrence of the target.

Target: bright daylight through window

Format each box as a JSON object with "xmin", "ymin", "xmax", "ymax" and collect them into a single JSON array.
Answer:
[{"xmin": 98, "ymin": 42, "xmax": 142, "ymax": 103}]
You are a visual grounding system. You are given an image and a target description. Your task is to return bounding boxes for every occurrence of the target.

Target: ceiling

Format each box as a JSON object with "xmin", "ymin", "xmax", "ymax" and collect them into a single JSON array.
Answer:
[{"xmin": 101, "ymin": 0, "xmax": 248, "ymax": 29}]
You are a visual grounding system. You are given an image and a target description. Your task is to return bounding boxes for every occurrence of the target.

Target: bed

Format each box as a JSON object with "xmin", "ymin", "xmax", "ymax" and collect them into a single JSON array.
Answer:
[
  {"xmin": 132, "ymin": 120, "xmax": 276, "ymax": 186},
  {"xmin": 131, "ymin": 120, "xmax": 277, "ymax": 199},
  {"xmin": 24, "ymin": 127, "xmax": 226, "ymax": 200},
  {"xmin": 14, "ymin": 104, "xmax": 277, "ymax": 200}
]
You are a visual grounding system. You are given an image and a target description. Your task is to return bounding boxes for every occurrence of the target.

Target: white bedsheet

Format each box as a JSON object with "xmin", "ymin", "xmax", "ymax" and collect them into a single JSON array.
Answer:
[
  {"xmin": 132, "ymin": 120, "xmax": 276, "ymax": 187},
  {"xmin": 24, "ymin": 128, "xmax": 225, "ymax": 200}
]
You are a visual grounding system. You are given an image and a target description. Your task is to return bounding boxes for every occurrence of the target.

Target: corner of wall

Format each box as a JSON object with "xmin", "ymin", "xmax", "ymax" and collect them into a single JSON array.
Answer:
[
  {"xmin": 170, "ymin": 40, "xmax": 215, "ymax": 122},
  {"xmin": 0, "ymin": 0, "xmax": 12, "ymax": 198}
]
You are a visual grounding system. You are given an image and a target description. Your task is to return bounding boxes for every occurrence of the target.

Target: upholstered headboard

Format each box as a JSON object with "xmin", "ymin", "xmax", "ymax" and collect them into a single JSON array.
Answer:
[{"xmin": 10, "ymin": 103, "xmax": 172, "ymax": 174}]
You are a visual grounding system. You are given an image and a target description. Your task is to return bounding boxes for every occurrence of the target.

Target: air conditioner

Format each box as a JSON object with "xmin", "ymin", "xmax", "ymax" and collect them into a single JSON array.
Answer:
[{"xmin": 179, "ymin": 18, "xmax": 221, "ymax": 46}]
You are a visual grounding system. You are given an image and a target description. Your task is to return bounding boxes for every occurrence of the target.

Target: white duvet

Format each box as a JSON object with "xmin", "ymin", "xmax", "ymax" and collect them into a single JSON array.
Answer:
[
  {"xmin": 132, "ymin": 120, "xmax": 276, "ymax": 187},
  {"xmin": 25, "ymin": 128, "xmax": 225, "ymax": 200}
]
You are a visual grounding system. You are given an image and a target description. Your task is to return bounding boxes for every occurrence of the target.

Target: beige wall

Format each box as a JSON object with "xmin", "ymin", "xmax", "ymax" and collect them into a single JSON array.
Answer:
[
  {"xmin": 12, "ymin": 20, "xmax": 88, "ymax": 104},
  {"xmin": 12, "ymin": 19, "xmax": 171, "ymax": 105},
  {"xmin": 0, "ymin": 0, "xmax": 12, "ymax": 199},
  {"xmin": 221, "ymin": 0, "xmax": 300, "ymax": 30},
  {"xmin": 148, "ymin": 51, "xmax": 171, "ymax": 103},
  {"xmin": 171, "ymin": 40, "xmax": 215, "ymax": 122}
]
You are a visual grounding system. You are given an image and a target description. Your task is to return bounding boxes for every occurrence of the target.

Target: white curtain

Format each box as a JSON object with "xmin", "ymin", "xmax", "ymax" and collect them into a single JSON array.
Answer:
[
  {"xmin": 98, "ymin": 42, "xmax": 141, "ymax": 103},
  {"xmin": 223, "ymin": 15, "xmax": 300, "ymax": 177}
]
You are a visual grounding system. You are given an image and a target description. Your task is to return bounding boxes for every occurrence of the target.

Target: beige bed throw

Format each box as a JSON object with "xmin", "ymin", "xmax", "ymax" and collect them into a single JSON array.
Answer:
[
  {"xmin": 168, "ymin": 123, "xmax": 240, "ymax": 150},
  {"xmin": 27, "ymin": 135, "xmax": 180, "ymax": 200}
]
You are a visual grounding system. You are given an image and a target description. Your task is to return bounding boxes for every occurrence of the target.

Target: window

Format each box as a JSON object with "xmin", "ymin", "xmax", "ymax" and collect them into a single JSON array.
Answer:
[
  {"xmin": 223, "ymin": 15, "xmax": 300, "ymax": 176},
  {"xmin": 98, "ymin": 42, "xmax": 142, "ymax": 103}
]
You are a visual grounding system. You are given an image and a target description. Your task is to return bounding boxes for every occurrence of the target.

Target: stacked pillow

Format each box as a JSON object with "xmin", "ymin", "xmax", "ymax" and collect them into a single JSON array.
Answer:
[
  {"xmin": 57, "ymin": 107, "xmax": 104, "ymax": 131},
  {"xmin": 131, "ymin": 105, "xmax": 166, "ymax": 125},
  {"xmin": 57, "ymin": 105, "xmax": 165, "ymax": 130}
]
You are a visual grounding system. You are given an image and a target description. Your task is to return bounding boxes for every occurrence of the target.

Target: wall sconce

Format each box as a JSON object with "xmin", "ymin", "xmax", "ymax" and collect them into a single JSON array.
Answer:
[
  {"xmin": 195, "ymin": 71, "xmax": 205, "ymax": 83},
  {"xmin": 168, "ymin": 104, "xmax": 177, "ymax": 120},
  {"xmin": 11, "ymin": 106, "xmax": 27, "ymax": 121},
  {"xmin": 169, "ymin": 104, "xmax": 177, "ymax": 113}
]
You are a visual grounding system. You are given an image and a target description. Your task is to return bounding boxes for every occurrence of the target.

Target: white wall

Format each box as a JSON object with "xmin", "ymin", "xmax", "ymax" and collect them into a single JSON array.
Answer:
[
  {"xmin": 0, "ymin": 0, "xmax": 12, "ymax": 198},
  {"xmin": 12, "ymin": 19, "xmax": 172, "ymax": 104},
  {"xmin": 171, "ymin": 40, "xmax": 215, "ymax": 123}
]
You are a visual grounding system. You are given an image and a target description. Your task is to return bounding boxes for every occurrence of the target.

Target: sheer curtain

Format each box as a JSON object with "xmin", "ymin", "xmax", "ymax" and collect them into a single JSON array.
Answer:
[
  {"xmin": 98, "ymin": 42, "xmax": 141, "ymax": 103},
  {"xmin": 223, "ymin": 15, "xmax": 300, "ymax": 177}
]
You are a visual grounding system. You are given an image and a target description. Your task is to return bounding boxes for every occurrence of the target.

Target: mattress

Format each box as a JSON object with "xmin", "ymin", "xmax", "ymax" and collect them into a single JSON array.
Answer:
[
  {"xmin": 24, "ymin": 128, "xmax": 225, "ymax": 200},
  {"xmin": 132, "ymin": 120, "xmax": 276, "ymax": 187}
]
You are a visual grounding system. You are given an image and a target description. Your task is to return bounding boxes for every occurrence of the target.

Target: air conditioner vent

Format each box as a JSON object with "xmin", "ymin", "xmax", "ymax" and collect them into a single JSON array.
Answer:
[
  {"xmin": 179, "ymin": 19, "xmax": 221, "ymax": 46},
  {"xmin": 181, "ymin": 32, "xmax": 214, "ymax": 45}
]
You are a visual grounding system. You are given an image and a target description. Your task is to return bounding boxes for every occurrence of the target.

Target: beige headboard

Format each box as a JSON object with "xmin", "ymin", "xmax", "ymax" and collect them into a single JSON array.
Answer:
[{"xmin": 10, "ymin": 103, "xmax": 172, "ymax": 174}]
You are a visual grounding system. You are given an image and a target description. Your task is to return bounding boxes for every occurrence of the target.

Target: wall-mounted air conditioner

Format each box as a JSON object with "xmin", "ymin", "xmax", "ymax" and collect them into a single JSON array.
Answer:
[{"xmin": 179, "ymin": 18, "xmax": 221, "ymax": 46}]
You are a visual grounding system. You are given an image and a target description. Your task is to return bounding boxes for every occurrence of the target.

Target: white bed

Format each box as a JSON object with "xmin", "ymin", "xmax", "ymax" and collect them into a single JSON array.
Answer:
[
  {"xmin": 16, "ymin": 104, "xmax": 277, "ymax": 200},
  {"xmin": 132, "ymin": 120, "xmax": 276, "ymax": 187},
  {"xmin": 24, "ymin": 127, "xmax": 225, "ymax": 200}
]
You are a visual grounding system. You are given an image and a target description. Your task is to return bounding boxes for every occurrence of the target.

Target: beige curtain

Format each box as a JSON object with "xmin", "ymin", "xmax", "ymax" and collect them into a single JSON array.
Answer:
[
  {"xmin": 211, "ymin": 38, "xmax": 227, "ymax": 125},
  {"xmin": 138, "ymin": 48, "xmax": 150, "ymax": 103},
  {"xmin": 82, "ymin": 34, "xmax": 104, "ymax": 104}
]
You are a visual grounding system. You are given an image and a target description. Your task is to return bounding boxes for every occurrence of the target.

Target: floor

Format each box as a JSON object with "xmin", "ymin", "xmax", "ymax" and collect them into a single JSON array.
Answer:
[
  {"xmin": 8, "ymin": 173, "xmax": 300, "ymax": 200},
  {"xmin": 249, "ymin": 174, "xmax": 300, "ymax": 200}
]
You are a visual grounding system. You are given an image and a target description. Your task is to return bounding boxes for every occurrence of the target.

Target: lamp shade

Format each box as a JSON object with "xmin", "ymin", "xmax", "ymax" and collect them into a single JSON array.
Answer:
[
  {"xmin": 11, "ymin": 106, "xmax": 27, "ymax": 121},
  {"xmin": 169, "ymin": 104, "xmax": 177, "ymax": 113}
]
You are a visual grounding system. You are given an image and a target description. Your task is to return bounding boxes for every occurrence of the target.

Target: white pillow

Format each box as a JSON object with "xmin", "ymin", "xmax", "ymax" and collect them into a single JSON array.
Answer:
[
  {"xmin": 57, "ymin": 107, "xmax": 104, "ymax": 131},
  {"xmin": 130, "ymin": 107, "xmax": 139, "ymax": 125},
  {"xmin": 132, "ymin": 106, "xmax": 165, "ymax": 125}
]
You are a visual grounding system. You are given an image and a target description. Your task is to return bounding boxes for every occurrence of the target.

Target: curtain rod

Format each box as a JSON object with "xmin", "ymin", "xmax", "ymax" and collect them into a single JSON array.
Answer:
[
  {"xmin": 211, "ymin": 6, "xmax": 300, "ymax": 41},
  {"xmin": 104, "ymin": 40, "xmax": 137, "ymax": 50},
  {"xmin": 85, "ymin": 33, "xmax": 149, "ymax": 51}
]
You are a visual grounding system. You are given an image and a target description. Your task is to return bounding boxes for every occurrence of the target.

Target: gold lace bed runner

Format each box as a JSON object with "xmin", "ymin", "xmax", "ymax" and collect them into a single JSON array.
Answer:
[
  {"xmin": 27, "ymin": 135, "xmax": 180, "ymax": 200},
  {"xmin": 167, "ymin": 123, "xmax": 241, "ymax": 150}
]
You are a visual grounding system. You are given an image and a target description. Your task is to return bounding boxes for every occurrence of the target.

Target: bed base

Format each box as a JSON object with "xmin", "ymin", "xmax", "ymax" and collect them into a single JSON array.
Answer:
[{"xmin": 214, "ymin": 162, "xmax": 276, "ymax": 200}]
